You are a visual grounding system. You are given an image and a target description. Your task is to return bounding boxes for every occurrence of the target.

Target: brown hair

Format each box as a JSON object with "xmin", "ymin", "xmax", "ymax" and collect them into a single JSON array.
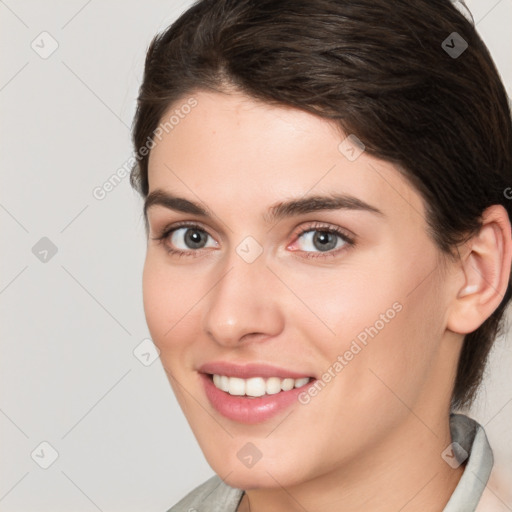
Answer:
[{"xmin": 130, "ymin": 0, "xmax": 512, "ymax": 409}]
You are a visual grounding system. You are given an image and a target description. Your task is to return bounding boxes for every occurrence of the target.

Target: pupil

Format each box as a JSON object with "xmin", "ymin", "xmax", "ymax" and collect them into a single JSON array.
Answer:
[
  {"xmin": 186, "ymin": 229, "xmax": 206, "ymax": 249},
  {"xmin": 313, "ymin": 231, "xmax": 336, "ymax": 252}
]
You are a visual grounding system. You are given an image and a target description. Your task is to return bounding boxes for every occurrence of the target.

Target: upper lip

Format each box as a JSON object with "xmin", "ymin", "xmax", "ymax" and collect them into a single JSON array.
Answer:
[{"xmin": 198, "ymin": 361, "xmax": 314, "ymax": 380}]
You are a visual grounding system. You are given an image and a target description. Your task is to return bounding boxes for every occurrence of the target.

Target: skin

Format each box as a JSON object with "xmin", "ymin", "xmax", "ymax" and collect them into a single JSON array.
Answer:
[{"xmin": 142, "ymin": 89, "xmax": 511, "ymax": 512}]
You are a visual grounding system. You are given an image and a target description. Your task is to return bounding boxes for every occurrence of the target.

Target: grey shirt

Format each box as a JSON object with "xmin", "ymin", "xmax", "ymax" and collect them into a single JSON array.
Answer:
[{"xmin": 167, "ymin": 413, "xmax": 493, "ymax": 512}]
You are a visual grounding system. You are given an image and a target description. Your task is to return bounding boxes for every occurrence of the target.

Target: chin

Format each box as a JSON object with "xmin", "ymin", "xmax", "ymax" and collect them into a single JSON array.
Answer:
[
  {"xmin": 204, "ymin": 449, "xmax": 310, "ymax": 490},
  {"xmin": 218, "ymin": 467, "xmax": 290, "ymax": 490}
]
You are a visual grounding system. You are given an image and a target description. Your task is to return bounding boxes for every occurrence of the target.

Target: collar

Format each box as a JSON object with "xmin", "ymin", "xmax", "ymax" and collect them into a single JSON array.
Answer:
[{"xmin": 442, "ymin": 413, "xmax": 494, "ymax": 511}]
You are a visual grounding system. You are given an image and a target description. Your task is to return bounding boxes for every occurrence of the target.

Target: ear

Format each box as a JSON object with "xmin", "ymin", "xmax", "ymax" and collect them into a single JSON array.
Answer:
[{"xmin": 447, "ymin": 205, "xmax": 512, "ymax": 334}]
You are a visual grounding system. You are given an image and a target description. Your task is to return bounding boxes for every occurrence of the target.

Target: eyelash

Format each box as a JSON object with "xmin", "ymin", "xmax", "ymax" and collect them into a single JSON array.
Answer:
[{"xmin": 151, "ymin": 221, "xmax": 356, "ymax": 260}]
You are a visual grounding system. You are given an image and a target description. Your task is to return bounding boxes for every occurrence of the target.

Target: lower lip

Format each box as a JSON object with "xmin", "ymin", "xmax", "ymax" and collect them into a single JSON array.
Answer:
[{"xmin": 200, "ymin": 373, "xmax": 314, "ymax": 424}]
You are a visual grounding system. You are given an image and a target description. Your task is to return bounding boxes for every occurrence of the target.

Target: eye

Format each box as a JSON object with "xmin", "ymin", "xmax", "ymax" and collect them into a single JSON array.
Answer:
[
  {"xmin": 291, "ymin": 223, "xmax": 355, "ymax": 258},
  {"xmin": 169, "ymin": 226, "xmax": 216, "ymax": 250},
  {"xmin": 152, "ymin": 222, "xmax": 218, "ymax": 256},
  {"xmin": 152, "ymin": 221, "xmax": 355, "ymax": 259}
]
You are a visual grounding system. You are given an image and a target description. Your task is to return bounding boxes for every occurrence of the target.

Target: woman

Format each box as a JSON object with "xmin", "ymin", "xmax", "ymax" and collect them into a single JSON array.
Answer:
[{"xmin": 130, "ymin": 0, "xmax": 512, "ymax": 510}]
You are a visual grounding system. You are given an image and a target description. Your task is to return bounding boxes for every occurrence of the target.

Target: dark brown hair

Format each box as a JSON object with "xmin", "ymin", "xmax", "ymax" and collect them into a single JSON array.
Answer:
[{"xmin": 130, "ymin": 0, "xmax": 512, "ymax": 409}]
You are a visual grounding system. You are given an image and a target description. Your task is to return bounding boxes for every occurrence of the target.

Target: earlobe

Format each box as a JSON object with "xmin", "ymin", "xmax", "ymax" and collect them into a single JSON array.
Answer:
[{"xmin": 447, "ymin": 205, "xmax": 512, "ymax": 334}]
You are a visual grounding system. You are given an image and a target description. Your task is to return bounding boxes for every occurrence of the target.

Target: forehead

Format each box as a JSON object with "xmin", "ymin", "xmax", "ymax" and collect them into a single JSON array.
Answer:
[{"xmin": 146, "ymin": 90, "xmax": 425, "ymax": 223}]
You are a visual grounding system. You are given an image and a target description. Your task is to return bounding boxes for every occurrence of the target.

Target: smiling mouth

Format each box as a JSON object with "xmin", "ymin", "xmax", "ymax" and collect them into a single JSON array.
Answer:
[{"xmin": 208, "ymin": 373, "xmax": 313, "ymax": 398}]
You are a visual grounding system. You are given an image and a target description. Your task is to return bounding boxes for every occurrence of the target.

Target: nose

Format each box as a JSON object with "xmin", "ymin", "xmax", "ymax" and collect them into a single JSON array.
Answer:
[{"xmin": 201, "ymin": 253, "xmax": 285, "ymax": 347}]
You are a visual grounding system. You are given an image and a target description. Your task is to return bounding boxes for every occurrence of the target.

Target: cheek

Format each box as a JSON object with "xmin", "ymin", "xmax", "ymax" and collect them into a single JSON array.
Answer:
[
  {"xmin": 142, "ymin": 254, "xmax": 205, "ymax": 354},
  {"xmin": 280, "ymin": 257, "xmax": 405, "ymax": 355},
  {"xmin": 142, "ymin": 255, "xmax": 209, "ymax": 412},
  {"xmin": 287, "ymin": 248, "xmax": 444, "ymax": 410}
]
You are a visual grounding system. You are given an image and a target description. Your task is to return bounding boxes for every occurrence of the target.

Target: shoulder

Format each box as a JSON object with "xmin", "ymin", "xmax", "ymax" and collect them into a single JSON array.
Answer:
[
  {"xmin": 475, "ymin": 464, "xmax": 512, "ymax": 512},
  {"xmin": 166, "ymin": 475, "xmax": 244, "ymax": 512}
]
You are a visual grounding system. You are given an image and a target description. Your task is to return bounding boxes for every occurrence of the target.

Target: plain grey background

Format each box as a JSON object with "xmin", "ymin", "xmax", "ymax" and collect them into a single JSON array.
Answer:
[{"xmin": 1, "ymin": 1, "xmax": 511, "ymax": 510}]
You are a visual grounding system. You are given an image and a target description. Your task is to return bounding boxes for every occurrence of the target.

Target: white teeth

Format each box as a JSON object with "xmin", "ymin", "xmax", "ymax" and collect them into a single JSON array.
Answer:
[
  {"xmin": 294, "ymin": 377, "xmax": 310, "ymax": 388},
  {"xmin": 213, "ymin": 374, "xmax": 231, "ymax": 392},
  {"xmin": 228, "ymin": 377, "xmax": 246, "ymax": 396},
  {"xmin": 245, "ymin": 377, "xmax": 266, "ymax": 397},
  {"xmin": 266, "ymin": 377, "xmax": 282, "ymax": 395},
  {"xmin": 211, "ymin": 374, "xmax": 311, "ymax": 396},
  {"xmin": 219, "ymin": 375, "xmax": 230, "ymax": 392},
  {"xmin": 281, "ymin": 378, "xmax": 295, "ymax": 391}
]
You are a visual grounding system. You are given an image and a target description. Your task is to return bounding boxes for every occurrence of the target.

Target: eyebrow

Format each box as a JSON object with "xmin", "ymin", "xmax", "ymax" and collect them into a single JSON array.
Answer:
[{"xmin": 143, "ymin": 189, "xmax": 384, "ymax": 223}]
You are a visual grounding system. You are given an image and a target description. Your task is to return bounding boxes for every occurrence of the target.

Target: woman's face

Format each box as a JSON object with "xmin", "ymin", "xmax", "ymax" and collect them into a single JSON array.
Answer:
[{"xmin": 143, "ymin": 90, "xmax": 461, "ymax": 489}]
